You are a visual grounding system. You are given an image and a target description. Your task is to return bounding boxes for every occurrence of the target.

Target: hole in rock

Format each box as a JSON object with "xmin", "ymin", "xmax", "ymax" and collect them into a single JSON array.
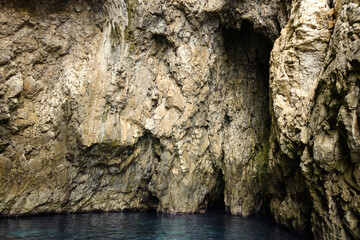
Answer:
[
  {"xmin": 224, "ymin": 113, "xmax": 232, "ymax": 126},
  {"xmin": 151, "ymin": 33, "xmax": 173, "ymax": 56},
  {"xmin": 147, "ymin": 194, "xmax": 160, "ymax": 213},
  {"xmin": 220, "ymin": 20, "xmax": 273, "ymax": 146},
  {"xmin": 218, "ymin": 21, "xmax": 273, "ymax": 215},
  {"xmin": 221, "ymin": 21, "xmax": 273, "ymax": 93},
  {"xmin": 220, "ymin": 21, "xmax": 273, "ymax": 138},
  {"xmin": 208, "ymin": 169, "xmax": 225, "ymax": 213}
]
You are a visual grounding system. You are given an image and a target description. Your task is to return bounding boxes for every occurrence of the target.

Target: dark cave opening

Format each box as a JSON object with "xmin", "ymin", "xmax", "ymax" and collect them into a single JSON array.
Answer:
[
  {"xmin": 208, "ymin": 169, "xmax": 226, "ymax": 213},
  {"xmin": 208, "ymin": 191, "xmax": 225, "ymax": 213},
  {"xmin": 221, "ymin": 21, "xmax": 273, "ymax": 94},
  {"xmin": 218, "ymin": 20, "xmax": 274, "ymax": 215},
  {"xmin": 139, "ymin": 189, "xmax": 160, "ymax": 213},
  {"xmin": 220, "ymin": 21, "xmax": 273, "ymax": 141},
  {"xmin": 147, "ymin": 194, "xmax": 160, "ymax": 213},
  {"xmin": 221, "ymin": 21, "xmax": 274, "ymax": 140}
]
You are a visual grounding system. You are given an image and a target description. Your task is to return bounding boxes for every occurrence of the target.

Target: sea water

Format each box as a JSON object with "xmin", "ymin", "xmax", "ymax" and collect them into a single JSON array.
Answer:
[{"xmin": 0, "ymin": 212, "xmax": 311, "ymax": 239}]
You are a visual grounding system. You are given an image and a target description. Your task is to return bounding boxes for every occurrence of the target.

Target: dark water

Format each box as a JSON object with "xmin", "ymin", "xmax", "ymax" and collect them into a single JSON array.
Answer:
[{"xmin": 0, "ymin": 212, "xmax": 311, "ymax": 239}]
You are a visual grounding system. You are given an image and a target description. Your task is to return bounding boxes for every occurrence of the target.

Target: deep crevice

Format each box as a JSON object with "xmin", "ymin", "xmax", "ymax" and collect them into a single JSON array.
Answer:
[
  {"xmin": 224, "ymin": 113, "xmax": 232, "ymax": 126},
  {"xmin": 143, "ymin": 192, "xmax": 160, "ymax": 213},
  {"xmin": 208, "ymin": 169, "xmax": 225, "ymax": 213},
  {"xmin": 219, "ymin": 20, "xmax": 273, "ymax": 216},
  {"xmin": 220, "ymin": 20, "xmax": 272, "ymax": 126}
]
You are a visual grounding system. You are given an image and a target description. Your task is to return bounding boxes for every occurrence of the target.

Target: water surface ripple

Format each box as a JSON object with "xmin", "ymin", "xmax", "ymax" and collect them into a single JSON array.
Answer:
[{"xmin": 0, "ymin": 212, "xmax": 310, "ymax": 239}]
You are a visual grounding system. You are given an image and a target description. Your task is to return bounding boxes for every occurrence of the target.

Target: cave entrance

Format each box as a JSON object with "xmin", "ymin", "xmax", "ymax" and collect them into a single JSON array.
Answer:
[
  {"xmin": 208, "ymin": 169, "xmax": 226, "ymax": 213},
  {"xmin": 147, "ymin": 194, "xmax": 160, "ymax": 213},
  {"xmin": 221, "ymin": 21, "xmax": 273, "ymax": 101},
  {"xmin": 217, "ymin": 21, "xmax": 273, "ymax": 215},
  {"xmin": 220, "ymin": 21, "xmax": 273, "ymax": 139}
]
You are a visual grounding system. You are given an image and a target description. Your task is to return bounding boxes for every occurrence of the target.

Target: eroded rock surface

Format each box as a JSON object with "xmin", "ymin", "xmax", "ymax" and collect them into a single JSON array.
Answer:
[
  {"xmin": 269, "ymin": 0, "xmax": 360, "ymax": 238},
  {"xmin": 0, "ymin": 0, "xmax": 359, "ymax": 239},
  {"xmin": 0, "ymin": 0, "xmax": 279, "ymax": 216}
]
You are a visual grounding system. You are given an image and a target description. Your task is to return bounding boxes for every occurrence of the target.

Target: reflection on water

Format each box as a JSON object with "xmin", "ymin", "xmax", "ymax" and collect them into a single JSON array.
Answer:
[{"xmin": 0, "ymin": 212, "xmax": 311, "ymax": 239}]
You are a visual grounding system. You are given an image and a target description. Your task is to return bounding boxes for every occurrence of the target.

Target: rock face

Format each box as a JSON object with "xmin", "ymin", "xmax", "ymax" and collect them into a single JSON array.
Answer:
[
  {"xmin": 269, "ymin": 0, "xmax": 332, "ymax": 232},
  {"xmin": 0, "ymin": 0, "xmax": 280, "ymax": 216},
  {"xmin": 0, "ymin": 0, "xmax": 359, "ymax": 239},
  {"xmin": 269, "ymin": 0, "xmax": 360, "ymax": 239}
]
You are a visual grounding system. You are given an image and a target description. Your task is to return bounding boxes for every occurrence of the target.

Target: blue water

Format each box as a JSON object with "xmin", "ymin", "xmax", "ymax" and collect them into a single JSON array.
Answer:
[{"xmin": 0, "ymin": 212, "xmax": 311, "ymax": 239}]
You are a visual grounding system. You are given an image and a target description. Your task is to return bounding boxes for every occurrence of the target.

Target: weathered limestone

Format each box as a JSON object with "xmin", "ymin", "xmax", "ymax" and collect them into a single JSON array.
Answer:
[
  {"xmin": 268, "ymin": 0, "xmax": 332, "ymax": 232},
  {"xmin": 302, "ymin": 1, "xmax": 360, "ymax": 238},
  {"xmin": 269, "ymin": 0, "xmax": 360, "ymax": 238},
  {"xmin": 0, "ymin": 0, "xmax": 279, "ymax": 216},
  {"xmin": 0, "ymin": 0, "xmax": 360, "ymax": 239}
]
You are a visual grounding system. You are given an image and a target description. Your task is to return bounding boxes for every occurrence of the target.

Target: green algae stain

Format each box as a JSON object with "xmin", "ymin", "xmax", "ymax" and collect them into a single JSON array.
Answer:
[
  {"xmin": 254, "ymin": 140, "xmax": 270, "ymax": 192},
  {"xmin": 110, "ymin": 0, "xmax": 138, "ymax": 55},
  {"xmin": 125, "ymin": 0, "xmax": 138, "ymax": 53},
  {"xmin": 110, "ymin": 23, "xmax": 122, "ymax": 50}
]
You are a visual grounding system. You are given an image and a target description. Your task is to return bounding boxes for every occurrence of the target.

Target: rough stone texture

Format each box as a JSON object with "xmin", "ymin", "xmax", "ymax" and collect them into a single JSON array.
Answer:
[
  {"xmin": 302, "ymin": 1, "xmax": 360, "ymax": 238},
  {"xmin": 0, "ymin": 0, "xmax": 280, "ymax": 216},
  {"xmin": 0, "ymin": 0, "xmax": 360, "ymax": 239},
  {"xmin": 269, "ymin": 0, "xmax": 360, "ymax": 239},
  {"xmin": 269, "ymin": 0, "xmax": 332, "ymax": 232}
]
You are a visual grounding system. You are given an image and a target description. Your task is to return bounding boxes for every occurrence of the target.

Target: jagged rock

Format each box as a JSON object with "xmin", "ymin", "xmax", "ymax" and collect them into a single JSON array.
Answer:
[
  {"xmin": 269, "ymin": 0, "xmax": 360, "ymax": 238},
  {"xmin": 5, "ymin": 74, "xmax": 23, "ymax": 98},
  {"xmin": 268, "ymin": 0, "xmax": 332, "ymax": 232},
  {"xmin": 0, "ymin": 0, "xmax": 278, "ymax": 217},
  {"xmin": 0, "ymin": 0, "xmax": 359, "ymax": 239}
]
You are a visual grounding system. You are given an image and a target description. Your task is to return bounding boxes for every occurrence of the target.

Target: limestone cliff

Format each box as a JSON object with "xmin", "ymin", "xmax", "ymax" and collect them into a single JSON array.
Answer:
[
  {"xmin": 0, "ymin": 0, "xmax": 359, "ymax": 239},
  {"xmin": 269, "ymin": 0, "xmax": 360, "ymax": 238}
]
